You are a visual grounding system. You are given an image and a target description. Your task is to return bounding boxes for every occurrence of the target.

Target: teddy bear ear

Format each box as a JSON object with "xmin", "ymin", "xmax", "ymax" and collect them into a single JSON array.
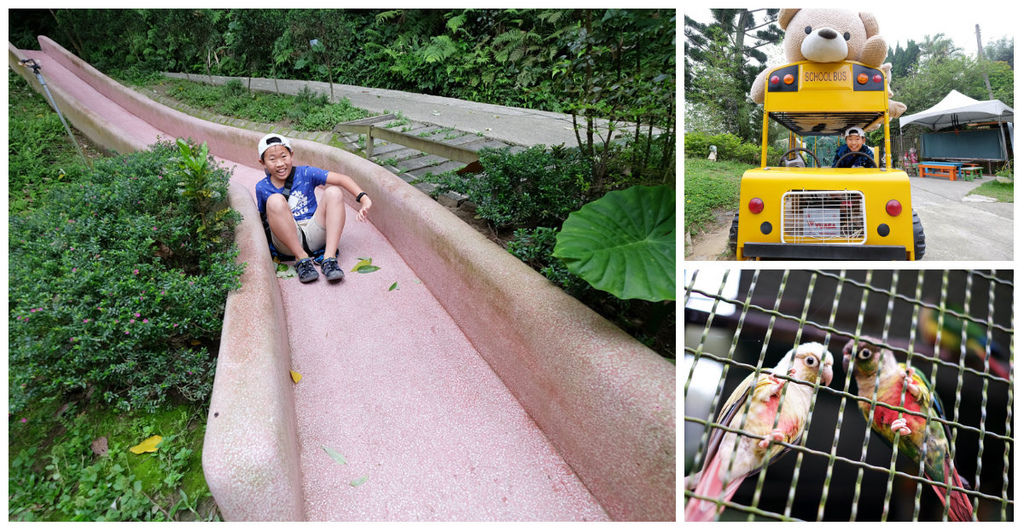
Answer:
[
  {"xmin": 778, "ymin": 9, "xmax": 800, "ymax": 30},
  {"xmin": 859, "ymin": 12, "xmax": 880, "ymax": 38}
]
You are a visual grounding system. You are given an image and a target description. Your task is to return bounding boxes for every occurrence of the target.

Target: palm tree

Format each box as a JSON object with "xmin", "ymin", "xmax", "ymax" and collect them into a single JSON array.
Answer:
[{"xmin": 919, "ymin": 33, "xmax": 960, "ymax": 62}]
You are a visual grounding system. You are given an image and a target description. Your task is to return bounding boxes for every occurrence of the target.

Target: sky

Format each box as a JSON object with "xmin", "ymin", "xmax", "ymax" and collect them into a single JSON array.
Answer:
[{"xmin": 687, "ymin": 3, "xmax": 1017, "ymax": 59}]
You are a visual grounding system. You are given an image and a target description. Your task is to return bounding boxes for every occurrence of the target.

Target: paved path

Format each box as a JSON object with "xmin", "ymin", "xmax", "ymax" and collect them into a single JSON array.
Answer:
[
  {"xmin": 165, "ymin": 73, "xmax": 591, "ymax": 148},
  {"xmin": 18, "ymin": 47, "xmax": 608, "ymax": 520},
  {"xmin": 909, "ymin": 175, "xmax": 1013, "ymax": 261}
]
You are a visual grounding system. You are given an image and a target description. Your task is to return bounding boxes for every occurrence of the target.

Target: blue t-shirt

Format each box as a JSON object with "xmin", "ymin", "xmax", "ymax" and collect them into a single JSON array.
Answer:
[
  {"xmin": 254, "ymin": 165, "xmax": 329, "ymax": 222},
  {"xmin": 254, "ymin": 165, "xmax": 329, "ymax": 257},
  {"xmin": 833, "ymin": 144, "xmax": 874, "ymax": 168}
]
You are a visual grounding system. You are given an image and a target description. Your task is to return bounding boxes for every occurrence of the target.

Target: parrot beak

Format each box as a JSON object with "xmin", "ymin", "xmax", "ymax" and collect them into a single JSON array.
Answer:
[{"xmin": 822, "ymin": 364, "xmax": 834, "ymax": 387}]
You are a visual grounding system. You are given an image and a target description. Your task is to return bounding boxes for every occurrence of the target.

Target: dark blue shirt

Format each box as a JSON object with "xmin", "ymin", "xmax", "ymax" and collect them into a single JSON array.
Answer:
[
  {"xmin": 833, "ymin": 144, "xmax": 874, "ymax": 168},
  {"xmin": 254, "ymin": 165, "xmax": 329, "ymax": 222}
]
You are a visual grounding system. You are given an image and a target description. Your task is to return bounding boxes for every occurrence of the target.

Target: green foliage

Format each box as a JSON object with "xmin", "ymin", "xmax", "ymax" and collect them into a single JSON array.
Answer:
[
  {"xmin": 420, "ymin": 145, "xmax": 592, "ymax": 229},
  {"xmin": 968, "ymin": 180, "xmax": 1013, "ymax": 202},
  {"xmin": 553, "ymin": 185, "xmax": 675, "ymax": 302},
  {"xmin": 159, "ymin": 78, "xmax": 370, "ymax": 130},
  {"xmin": 684, "ymin": 131, "xmax": 774, "ymax": 165},
  {"xmin": 684, "ymin": 10, "xmax": 782, "ymax": 142},
  {"xmin": 15, "ymin": 9, "xmax": 673, "ymax": 117},
  {"xmin": 8, "ymin": 75, "xmax": 84, "ymax": 214},
  {"xmin": 506, "ymin": 227, "xmax": 590, "ymax": 296},
  {"xmin": 506, "ymin": 226, "xmax": 673, "ymax": 358},
  {"xmin": 683, "ymin": 158, "xmax": 751, "ymax": 236},
  {"xmin": 890, "ymin": 33, "xmax": 1014, "ymax": 113},
  {"xmin": 8, "ymin": 402, "xmax": 218, "ymax": 521},
  {"xmin": 554, "ymin": 10, "xmax": 676, "ymax": 183},
  {"xmin": 9, "ymin": 141, "xmax": 243, "ymax": 414}
]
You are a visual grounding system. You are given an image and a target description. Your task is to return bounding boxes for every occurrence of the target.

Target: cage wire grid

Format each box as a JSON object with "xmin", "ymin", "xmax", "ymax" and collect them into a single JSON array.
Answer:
[{"xmin": 683, "ymin": 269, "xmax": 1013, "ymax": 521}]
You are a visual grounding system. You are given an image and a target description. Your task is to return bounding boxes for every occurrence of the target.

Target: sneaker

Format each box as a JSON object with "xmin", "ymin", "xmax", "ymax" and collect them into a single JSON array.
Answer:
[
  {"xmin": 321, "ymin": 257, "xmax": 345, "ymax": 282},
  {"xmin": 295, "ymin": 258, "xmax": 319, "ymax": 283}
]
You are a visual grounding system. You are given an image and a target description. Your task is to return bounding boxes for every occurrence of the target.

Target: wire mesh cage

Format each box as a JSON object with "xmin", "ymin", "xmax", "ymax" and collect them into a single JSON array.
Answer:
[{"xmin": 683, "ymin": 269, "xmax": 1013, "ymax": 521}]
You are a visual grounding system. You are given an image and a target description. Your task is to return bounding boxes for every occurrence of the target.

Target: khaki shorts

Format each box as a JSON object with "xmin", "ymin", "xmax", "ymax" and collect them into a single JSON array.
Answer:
[{"xmin": 271, "ymin": 216, "xmax": 327, "ymax": 255}]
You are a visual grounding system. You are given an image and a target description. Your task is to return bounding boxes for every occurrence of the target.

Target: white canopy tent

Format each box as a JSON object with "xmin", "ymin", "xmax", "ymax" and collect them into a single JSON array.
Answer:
[
  {"xmin": 898, "ymin": 90, "xmax": 1014, "ymax": 163},
  {"xmin": 899, "ymin": 89, "xmax": 1013, "ymax": 130}
]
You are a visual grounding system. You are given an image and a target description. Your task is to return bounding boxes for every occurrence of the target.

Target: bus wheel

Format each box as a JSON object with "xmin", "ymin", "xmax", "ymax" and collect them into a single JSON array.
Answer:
[
  {"xmin": 913, "ymin": 210, "xmax": 926, "ymax": 260},
  {"xmin": 728, "ymin": 211, "xmax": 739, "ymax": 257}
]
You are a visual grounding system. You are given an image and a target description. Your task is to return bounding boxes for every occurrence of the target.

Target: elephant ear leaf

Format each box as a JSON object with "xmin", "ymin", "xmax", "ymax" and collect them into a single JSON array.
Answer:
[{"xmin": 553, "ymin": 185, "xmax": 675, "ymax": 302}]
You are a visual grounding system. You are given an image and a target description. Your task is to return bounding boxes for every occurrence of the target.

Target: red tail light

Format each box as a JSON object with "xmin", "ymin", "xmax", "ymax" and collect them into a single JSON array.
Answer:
[
  {"xmin": 885, "ymin": 200, "xmax": 902, "ymax": 216},
  {"xmin": 749, "ymin": 197, "xmax": 765, "ymax": 214}
]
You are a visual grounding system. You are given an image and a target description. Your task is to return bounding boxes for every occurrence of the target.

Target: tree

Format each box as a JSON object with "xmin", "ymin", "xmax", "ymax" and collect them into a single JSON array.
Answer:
[
  {"xmin": 684, "ymin": 9, "xmax": 783, "ymax": 142},
  {"xmin": 984, "ymin": 36, "xmax": 1013, "ymax": 68},
  {"xmin": 886, "ymin": 40, "xmax": 921, "ymax": 78},
  {"xmin": 918, "ymin": 33, "xmax": 960, "ymax": 63}
]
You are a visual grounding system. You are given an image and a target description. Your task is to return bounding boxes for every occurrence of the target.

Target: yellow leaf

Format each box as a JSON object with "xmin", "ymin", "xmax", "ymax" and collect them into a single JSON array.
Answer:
[
  {"xmin": 350, "ymin": 257, "xmax": 372, "ymax": 272},
  {"xmin": 290, "ymin": 370, "xmax": 302, "ymax": 383},
  {"xmin": 129, "ymin": 435, "xmax": 163, "ymax": 454}
]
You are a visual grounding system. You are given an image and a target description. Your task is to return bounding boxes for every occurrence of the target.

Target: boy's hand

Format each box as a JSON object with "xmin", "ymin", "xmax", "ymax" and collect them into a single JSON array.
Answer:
[{"xmin": 357, "ymin": 197, "xmax": 372, "ymax": 222}]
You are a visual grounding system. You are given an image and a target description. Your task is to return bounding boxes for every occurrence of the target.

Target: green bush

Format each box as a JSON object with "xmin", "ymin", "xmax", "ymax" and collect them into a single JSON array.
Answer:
[
  {"xmin": 420, "ymin": 145, "xmax": 592, "ymax": 229},
  {"xmin": 9, "ymin": 140, "xmax": 243, "ymax": 413},
  {"xmin": 506, "ymin": 227, "xmax": 589, "ymax": 295},
  {"xmin": 685, "ymin": 131, "xmax": 778, "ymax": 165}
]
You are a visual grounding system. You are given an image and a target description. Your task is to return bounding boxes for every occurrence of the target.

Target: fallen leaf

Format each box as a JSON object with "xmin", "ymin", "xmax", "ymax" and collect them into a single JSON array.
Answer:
[
  {"xmin": 350, "ymin": 475, "xmax": 368, "ymax": 487},
  {"xmin": 129, "ymin": 435, "xmax": 162, "ymax": 454},
  {"xmin": 351, "ymin": 257, "xmax": 373, "ymax": 272},
  {"xmin": 290, "ymin": 370, "xmax": 302, "ymax": 383},
  {"xmin": 276, "ymin": 264, "xmax": 296, "ymax": 279},
  {"xmin": 357, "ymin": 265, "xmax": 381, "ymax": 274},
  {"xmin": 322, "ymin": 445, "xmax": 347, "ymax": 465},
  {"xmin": 388, "ymin": 282, "xmax": 398, "ymax": 291}
]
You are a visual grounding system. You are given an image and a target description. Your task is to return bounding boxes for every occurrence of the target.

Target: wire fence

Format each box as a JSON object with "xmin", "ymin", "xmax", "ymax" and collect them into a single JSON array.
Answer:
[{"xmin": 683, "ymin": 269, "xmax": 1013, "ymax": 521}]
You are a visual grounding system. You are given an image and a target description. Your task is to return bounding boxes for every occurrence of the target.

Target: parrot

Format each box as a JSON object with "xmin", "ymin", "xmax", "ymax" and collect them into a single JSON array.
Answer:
[
  {"xmin": 918, "ymin": 305, "xmax": 1010, "ymax": 379},
  {"xmin": 685, "ymin": 342, "xmax": 834, "ymax": 521},
  {"xmin": 843, "ymin": 337, "xmax": 975, "ymax": 521}
]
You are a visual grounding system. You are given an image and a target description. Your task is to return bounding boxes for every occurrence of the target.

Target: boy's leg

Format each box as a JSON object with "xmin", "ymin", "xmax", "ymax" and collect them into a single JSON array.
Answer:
[
  {"xmin": 266, "ymin": 194, "xmax": 309, "ymax": 260},
  {"xmin": 313, "ymin": 185, "xmax": 347, "ymax": 259}
]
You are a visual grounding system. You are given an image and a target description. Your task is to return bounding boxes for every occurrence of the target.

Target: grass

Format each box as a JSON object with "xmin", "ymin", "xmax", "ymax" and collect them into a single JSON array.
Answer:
[
  {"xmin": 139, "ymin": 77, "xmax": 374, "ymax": 131},
  {"xmin": 968, "ymin": 179, "xmax": 1013, "ymax": 202},
  {"xmin": 9, "ymin": 399, "xmax": 217, "ymax": 521},
  {"xmin": 684, "ymin": 158, "xmax": 752, "ymax": 236}
]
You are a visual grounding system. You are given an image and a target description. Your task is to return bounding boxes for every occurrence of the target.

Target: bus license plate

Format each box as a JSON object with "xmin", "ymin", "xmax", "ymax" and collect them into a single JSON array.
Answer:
[{"xmin": 803, "ymin": 208, "xmax": 841, "ymax": 237}]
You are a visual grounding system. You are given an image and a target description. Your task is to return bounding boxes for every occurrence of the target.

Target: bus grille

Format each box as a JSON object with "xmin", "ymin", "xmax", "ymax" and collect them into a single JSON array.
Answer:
[{"xmin": 781, "ymin": 190, "xmax": 867, "ymax": 244}]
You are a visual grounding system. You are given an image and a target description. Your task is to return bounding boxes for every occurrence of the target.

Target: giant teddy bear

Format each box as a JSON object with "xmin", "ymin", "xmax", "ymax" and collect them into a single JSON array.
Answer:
[{"xmin": 750, "ymin": 8, "xmax": 907, "ymax": 130}]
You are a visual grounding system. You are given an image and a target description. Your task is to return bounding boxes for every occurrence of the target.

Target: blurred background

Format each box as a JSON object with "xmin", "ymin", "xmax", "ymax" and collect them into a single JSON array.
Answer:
[{"xmin": 683, "ymin": 269, "xmax": 1013, "ymax": 521}]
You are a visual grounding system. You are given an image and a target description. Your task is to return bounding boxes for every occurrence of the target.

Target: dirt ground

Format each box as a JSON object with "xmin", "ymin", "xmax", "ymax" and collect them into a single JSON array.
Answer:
[{"xmin": 684, "ymin": 208, "xmax": 733, "ymax": 261}]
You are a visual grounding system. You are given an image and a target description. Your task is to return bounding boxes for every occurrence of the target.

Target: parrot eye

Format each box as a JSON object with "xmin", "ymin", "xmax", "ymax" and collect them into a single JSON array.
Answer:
[
  {"xmin": 843, "ymin": 32, "xmax": 851, "ymax": 40},
  {"xmin": 804, "ymin": 26, "xmax": 813, "ymax": 35},
  {"xmin": 804, "ymin": 356, "xmax": 818, "ymax": 367},
  {"xmin": 857, "ymin": 348, "xmax": 872, "ymax": 360}
]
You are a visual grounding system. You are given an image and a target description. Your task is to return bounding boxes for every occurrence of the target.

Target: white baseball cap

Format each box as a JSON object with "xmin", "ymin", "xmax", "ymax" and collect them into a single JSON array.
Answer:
[
  {"xmin": 844, "ymin": 127, "xmax": 865, "ymax": 138},
  {"xmin": 258, "ymin": 133, "xmax": 292, "ymax": 160}
]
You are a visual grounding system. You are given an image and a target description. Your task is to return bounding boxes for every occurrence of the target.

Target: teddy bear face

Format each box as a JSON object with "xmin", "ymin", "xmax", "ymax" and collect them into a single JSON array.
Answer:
[{"xmin": 782, "ymin": 9, "xmax": 872, "ymax": 63}]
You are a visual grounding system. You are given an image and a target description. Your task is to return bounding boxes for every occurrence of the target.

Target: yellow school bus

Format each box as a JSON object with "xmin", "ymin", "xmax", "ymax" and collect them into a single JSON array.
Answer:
[{"xmin": 731, "ymin": 60, "xmax": 925, "ymax": 260}]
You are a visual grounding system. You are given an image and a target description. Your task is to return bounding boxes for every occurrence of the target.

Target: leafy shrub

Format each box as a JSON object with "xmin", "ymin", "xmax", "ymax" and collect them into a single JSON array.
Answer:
[
  {"xmin": 421, "ymin": 145, "xmax": 592, "ymax": 229},
  {"xmin": 506, "ymin": 227, "xmax": 589, "ymax": 296},
  {"xmin": 554, "ymin": 185, "xmax": 675, "ymax": 302},
  {"xmin": 685, "ymin": 131, "xmax": 778, "ymax": 165},
  {"xmin": 9, "ymin": 140, "xmax": 243, "ymax": 413}
]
